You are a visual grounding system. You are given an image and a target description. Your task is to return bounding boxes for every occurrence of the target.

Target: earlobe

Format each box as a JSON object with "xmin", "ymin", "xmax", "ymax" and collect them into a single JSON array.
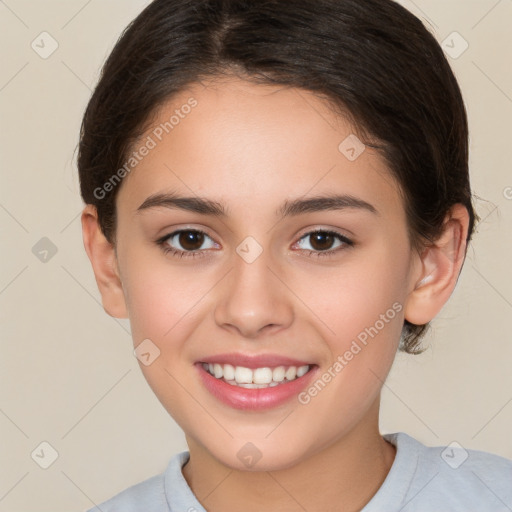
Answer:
[
  {"xmin": 81, "ymin": 205, "xmax": 128, "ymax": 319},
  {"xmin": 404, "ymin": 204, "xmax": 470, "ymax": 326}
]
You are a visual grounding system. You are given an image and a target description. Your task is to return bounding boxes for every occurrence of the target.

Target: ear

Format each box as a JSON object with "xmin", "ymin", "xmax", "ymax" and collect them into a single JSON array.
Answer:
[
  {"xmin": 81, "ymin": 205, "xmax": 128, "ymax": 319},
  {"xmin": 404, "ymin": 204, "xmax": 470, "ymax": 325}
]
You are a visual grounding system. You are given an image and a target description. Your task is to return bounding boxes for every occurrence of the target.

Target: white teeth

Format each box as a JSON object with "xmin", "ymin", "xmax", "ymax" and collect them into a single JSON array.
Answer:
[
  {"xmin": 213, "ymin": 363, "xmax": 223, "ymax": 378},
  {"xmin": 297, "ymin": 365, "xmax": 309, "ymax": 377},
  {"xmin": 285, "ymin": 366, "xmax": 297, "ymax": 380},
  {"xmin": 253, "ymin": 367, "xmax": 273, "ymax": 384},
  {"xmin": 238, "ymin": 383, "xmax": 262, "ymax": 389},
  {"xmin": 272, "ymin": 366, "xmax": 285, "ymax": 382},
  {"xmin": 223, "ymin": 364, "xmax": 235, "ymax": 381},
  {"xmin": 234, "ymin": 366, "xmax": 253, "ymax": 384},
  {"xmin": 203, "ymin": 362, "xmax": 311, "ymax": 387}
]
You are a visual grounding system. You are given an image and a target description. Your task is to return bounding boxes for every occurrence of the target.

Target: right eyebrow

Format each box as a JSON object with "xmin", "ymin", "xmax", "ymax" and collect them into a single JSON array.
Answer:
[{"xmin": 136, "ymin": 192, "xmax": 228, "ymax": 217}]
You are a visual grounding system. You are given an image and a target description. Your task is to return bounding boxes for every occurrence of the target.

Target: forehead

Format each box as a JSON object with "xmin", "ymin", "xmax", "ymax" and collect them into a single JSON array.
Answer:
[{"xmin": 116, "ymin": 77, "xmax": 403, "ymax": 221}]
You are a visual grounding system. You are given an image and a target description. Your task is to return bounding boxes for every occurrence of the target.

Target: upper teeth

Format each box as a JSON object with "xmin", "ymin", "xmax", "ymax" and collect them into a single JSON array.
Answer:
[{"xmin": 203, "ymin": 363, "xmax": 310, "ymax": 386}]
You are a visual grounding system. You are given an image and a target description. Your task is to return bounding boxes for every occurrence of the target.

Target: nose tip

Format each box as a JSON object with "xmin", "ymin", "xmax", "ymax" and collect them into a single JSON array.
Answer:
[{"xmin": 213, "ymin": 252, "xmax": 294, "ymax": 339}]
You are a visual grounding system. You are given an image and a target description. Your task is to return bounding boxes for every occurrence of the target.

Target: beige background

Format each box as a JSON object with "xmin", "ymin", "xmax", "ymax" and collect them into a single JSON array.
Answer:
[{"xmin": 0, "ymin": 0, "xmax": 511, "ymax": 511}]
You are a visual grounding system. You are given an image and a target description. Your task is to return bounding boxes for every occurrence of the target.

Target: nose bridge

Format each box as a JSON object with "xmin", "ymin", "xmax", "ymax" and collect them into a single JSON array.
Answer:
[{"xmin": 213, "ymin": 239, "xmax": 294, "ymax": 338}]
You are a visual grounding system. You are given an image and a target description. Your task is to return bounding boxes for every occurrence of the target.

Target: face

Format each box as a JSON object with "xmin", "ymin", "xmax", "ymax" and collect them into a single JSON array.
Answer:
[{"xmin": 113, "ymin": 77, "xmax": 419, "ymax": 471}]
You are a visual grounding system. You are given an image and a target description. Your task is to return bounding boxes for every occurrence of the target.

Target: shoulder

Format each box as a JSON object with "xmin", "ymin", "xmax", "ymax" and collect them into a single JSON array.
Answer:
[
  {"xmin": 376, "ymin": 432, "xmax": 512, "ymax": 511},
  {"xmin": 85, "ymin": 473, "xmax": 167, "ymax": 512},
  {"xmin": 406, "ymin": 432, "xmax": 512, "ymax": 484},
  {"xmin": 84, "ymin": 451, "xmax": 193, "ymax": 512},
  {"xmin": 417, "ymin": 434, "xmax": 512, "ymax": 503}
]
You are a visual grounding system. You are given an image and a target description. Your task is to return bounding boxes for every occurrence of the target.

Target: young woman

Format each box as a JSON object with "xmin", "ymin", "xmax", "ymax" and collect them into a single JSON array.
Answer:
[{"xmin": 78, "ymin": 0, "xmax": 512, "ymax": 510}]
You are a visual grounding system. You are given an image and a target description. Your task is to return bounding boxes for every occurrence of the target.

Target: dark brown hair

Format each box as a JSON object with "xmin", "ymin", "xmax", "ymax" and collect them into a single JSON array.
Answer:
[{"xmin": 77, "ymin": 0, "xmax": 478, "ymax": 354}]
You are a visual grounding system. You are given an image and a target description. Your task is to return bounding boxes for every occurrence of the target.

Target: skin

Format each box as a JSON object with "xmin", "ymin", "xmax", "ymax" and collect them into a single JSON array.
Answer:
[{"xmin": 82, "ymin": 76, "xmax": 469, "ymax": 511}]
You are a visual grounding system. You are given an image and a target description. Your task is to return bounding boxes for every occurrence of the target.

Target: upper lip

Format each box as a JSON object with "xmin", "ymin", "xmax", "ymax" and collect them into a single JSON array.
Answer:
[{"xmin": 198, "ymin": 353, "xmax": 314, "ymax": 369}]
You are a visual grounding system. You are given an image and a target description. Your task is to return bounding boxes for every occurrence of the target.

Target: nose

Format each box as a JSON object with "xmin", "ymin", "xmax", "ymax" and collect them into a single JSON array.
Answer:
[{"xmin": 214, "ymin": 248, "xmax": 294, "ymax": 339}]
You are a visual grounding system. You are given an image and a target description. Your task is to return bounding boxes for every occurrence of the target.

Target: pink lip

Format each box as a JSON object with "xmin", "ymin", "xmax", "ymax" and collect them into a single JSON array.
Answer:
[
  {"xmin": 195, "ymin": 362, "xmax": 319, "ymax": 410},
  {"xmin": 198, "ymin": 352, "xmax": 313, "ymax": 369}
]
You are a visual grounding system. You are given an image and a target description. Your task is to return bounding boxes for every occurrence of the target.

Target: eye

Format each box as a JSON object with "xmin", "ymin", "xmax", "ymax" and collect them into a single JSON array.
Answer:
[
  {"xmin": 157, "ymin": 229, "xmax": 217, "ymax": 259},
  {"xmin": 293, "ymin": 229, "xmax": 354, "ymax": 258},
  {"xmin": 156, "ymin": 228, "xmax": 353, "ymax": 260}
]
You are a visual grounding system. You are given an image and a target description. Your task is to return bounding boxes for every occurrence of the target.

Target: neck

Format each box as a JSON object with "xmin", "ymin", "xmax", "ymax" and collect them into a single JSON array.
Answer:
[{"xmin": 182, "ymin": 400, "xmax": 396, "ymax": 512}]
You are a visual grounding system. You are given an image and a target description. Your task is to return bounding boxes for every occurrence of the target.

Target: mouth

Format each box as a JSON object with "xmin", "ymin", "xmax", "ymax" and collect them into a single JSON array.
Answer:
[{"xmin": 195, "ymin": 357, "xmax": 318, "ymax": 410}]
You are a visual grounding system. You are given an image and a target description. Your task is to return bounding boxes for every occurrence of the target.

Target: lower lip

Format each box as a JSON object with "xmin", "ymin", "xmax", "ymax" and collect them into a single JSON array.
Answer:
[{"xmin": 196, "ymin": 363, "xmax": 318, "ymax": 410}]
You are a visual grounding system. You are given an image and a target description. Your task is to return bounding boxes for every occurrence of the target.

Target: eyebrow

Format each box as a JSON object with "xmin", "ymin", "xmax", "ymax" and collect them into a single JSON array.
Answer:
[{"xmin": 136, "ymin": 191, "xmax": 379, "ymax": 218}]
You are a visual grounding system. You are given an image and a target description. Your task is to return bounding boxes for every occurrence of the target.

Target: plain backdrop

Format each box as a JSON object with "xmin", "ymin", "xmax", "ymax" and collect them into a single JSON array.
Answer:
[{"xmin": 0, "ymin": 0, "xmax": 511, "ymax": 511}]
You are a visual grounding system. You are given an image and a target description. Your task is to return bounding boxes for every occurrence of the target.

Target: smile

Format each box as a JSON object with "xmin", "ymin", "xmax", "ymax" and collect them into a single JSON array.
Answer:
[
  {"xmin": 196, "ymin": 360, "xmax": 318, "ymax": 410},
  {"xmin": 202, "ymin": 362, "xmax": 311, "ymax": 388}
]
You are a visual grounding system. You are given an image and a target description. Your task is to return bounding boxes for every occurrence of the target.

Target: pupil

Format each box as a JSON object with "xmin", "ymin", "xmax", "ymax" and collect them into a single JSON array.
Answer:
[
  {"xmin": 311, "ymin": 232, "xmax": 333, "ymax": 251},
  {"xmin": 180, "ymin": 231, "xmax": 203, "ymax": 251}
]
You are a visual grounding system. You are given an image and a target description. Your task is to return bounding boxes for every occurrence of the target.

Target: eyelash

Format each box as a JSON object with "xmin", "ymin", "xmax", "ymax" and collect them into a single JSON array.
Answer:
[{"xmin": 156, "ymin": 228, "xmax": 354, "ymax": 260}]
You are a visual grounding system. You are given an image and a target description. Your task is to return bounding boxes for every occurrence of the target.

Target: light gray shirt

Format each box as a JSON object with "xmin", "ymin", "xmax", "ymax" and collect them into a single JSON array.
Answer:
[{"xmin": 86, "ymin": 432, "xmax": 512, "ymax": 511}]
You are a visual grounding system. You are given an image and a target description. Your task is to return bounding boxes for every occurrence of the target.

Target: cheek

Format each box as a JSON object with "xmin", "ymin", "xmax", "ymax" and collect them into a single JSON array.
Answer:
[
  {"xmin": 118, "ymin": 252, "xmax": 208, "ymax": 421},
  {"xmin": 293, "ymin": 246, "xmax": 408, "ymax": 346},
  {"xmin": 295, "ymin": 264, "xmax": 405, "ymax": 428},
  {"xmin": 119, "ymin": 248, "xmax": 212, "ymax": 348},
  {"xmin": 290, "ymin": 246, "xmax": 407, "ymax": 416}
]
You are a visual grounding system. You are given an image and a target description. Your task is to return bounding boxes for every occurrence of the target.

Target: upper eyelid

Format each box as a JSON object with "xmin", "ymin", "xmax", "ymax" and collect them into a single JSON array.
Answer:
[{"xmin": 296, "ymin": 227, "xmax": 353, "ymax": 241}]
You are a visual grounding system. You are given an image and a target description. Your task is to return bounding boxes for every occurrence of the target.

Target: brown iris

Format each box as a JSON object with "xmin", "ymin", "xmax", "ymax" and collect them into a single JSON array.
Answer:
[
  {"xmin": 178, "ymin": 230, "xmax": 205, "ymax": 251},
  {"xmin": 308, "ymin": 231, "xmax": 335, "ymax": 251}
]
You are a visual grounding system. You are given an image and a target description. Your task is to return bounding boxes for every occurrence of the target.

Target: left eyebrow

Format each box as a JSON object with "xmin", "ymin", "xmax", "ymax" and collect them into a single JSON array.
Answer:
[
  {"xmin": 277, "ymin": 194, "xmax": 379, "ymax": 217},
  {"xmin": 136, "ymin": 191, "xmax": 379, "ymax": 218}
]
